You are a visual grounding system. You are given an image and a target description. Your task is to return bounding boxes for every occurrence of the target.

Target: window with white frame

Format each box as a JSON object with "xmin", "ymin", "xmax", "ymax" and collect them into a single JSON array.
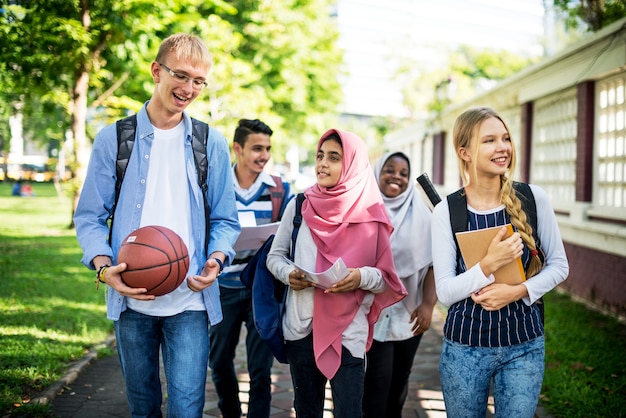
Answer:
[
  {"xmin": 596, "ymin": 74, "xmax": 626, "ymax": 213},
  {"xmin": 531, "ymin": 88, "xmax": 578, "ymax": 209}
]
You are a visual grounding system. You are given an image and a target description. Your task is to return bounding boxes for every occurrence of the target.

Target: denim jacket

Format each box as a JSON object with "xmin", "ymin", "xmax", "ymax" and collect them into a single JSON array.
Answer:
[{"xmin": 74, "ymin": 102, "xmax": 240, "ymax": 323}]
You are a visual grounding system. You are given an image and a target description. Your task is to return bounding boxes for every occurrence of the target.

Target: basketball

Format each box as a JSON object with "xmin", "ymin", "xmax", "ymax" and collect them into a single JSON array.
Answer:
[{"xmin": 117, "ymin": 225, "xmax": 189, "ymax": 296}]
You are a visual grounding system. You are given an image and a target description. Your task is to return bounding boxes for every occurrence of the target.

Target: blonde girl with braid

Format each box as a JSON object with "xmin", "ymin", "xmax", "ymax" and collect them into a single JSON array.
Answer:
[
  {"xmin": 455, "ymin": 109, "xmax": 545, "ymax": 278},
  {"xmin": 431, "ymin": 106, "xmax": 569, "ymax": 418}
]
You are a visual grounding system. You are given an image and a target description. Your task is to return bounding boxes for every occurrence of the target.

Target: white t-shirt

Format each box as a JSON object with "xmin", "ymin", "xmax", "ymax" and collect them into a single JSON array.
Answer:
[{"xmin": 127, "ymin": 121, "xmax": 204, "ymax": 315}]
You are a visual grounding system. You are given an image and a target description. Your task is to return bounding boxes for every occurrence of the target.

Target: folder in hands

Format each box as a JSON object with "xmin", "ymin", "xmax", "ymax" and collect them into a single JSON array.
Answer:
[{"xmin": 455, "ymin": 224, "xmax": 526, "ymax": 284}]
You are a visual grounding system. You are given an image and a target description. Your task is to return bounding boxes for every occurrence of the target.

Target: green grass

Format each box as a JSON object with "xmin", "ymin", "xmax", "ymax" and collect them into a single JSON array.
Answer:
[
  {"xmin": 542, "ymin": 290, "xmax": 626, "ymax": 417},
  {"xmin": 0, "ymin": 182, "xmax": 625, "ymax": 417},
  {"xmin": 0, "ymin": 182, "xmax": 113, "ymax": 416}
]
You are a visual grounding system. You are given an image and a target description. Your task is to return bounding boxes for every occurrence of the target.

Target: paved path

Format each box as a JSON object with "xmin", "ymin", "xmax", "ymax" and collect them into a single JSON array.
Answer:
[{"xmin": 44, "ymin": 304, "xmax": 552, "ymax": 417}]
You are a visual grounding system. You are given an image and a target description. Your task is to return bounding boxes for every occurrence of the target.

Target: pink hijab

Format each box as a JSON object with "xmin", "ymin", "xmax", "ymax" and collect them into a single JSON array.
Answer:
[{"xmin": 302, "ymin": 129, "xmax": 407, "ymax": 379}]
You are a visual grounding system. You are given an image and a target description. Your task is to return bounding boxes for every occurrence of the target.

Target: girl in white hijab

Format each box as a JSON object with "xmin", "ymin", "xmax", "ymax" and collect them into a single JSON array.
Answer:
[{"xmin": 363, "ymin": 152, "xmax": 437, "ymax": 418}]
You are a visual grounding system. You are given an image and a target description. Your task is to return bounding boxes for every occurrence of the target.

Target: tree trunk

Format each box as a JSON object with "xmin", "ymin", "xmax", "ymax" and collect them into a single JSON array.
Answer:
[{"xmin": 69, "ymin": 70, "xmax": 90, "ymax": 229}]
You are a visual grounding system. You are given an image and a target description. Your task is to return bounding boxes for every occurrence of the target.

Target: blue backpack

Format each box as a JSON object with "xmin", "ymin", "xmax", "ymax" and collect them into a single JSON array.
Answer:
[{"xmin": 240, "ymin": 193, "xmax": 305, "ymax": 364}]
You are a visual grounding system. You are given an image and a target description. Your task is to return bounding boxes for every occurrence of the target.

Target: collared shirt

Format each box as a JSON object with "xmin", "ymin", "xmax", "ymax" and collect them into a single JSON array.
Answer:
[
  {"xmin": 74, "ymin": 102, "xmax": 240, "ymax": 323},
  {"xmin": 233, "ymin": 167, "xmax": 277, "ymax": 202},
  {"xmin": 219, "ymin": 168, "xmax": 293, "ymax": 288}
]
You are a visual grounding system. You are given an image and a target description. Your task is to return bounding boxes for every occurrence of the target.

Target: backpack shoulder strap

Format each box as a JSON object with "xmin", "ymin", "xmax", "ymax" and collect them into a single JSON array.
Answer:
[
  {"xmin": 447, "ymin": 188, "xmax": 468, "ymax": 234},
  {"xmin": 269, "ymin": 175, "xmax": 286, "ymax": 222},
  {"xmin": 513, "ymin": 181, "xmax": 545, "ymax": 321},
  {"xmin": 110, "ymin": 114, "xmax": 138, "ymax": 241},
  {"xmin": 190, "ymin": 118, "xmax": 209, "ymax": 193},
  {"xmin": 240, "ymin": 193, "xmax": 306, "ymax": 289},
  {"xmin": 190, "ymin": 118, "xmax": 210, "ymax": 252},
  {"xmin": 447, "ymin": 188, "xmax": 467, "ymax": 266},
  {"xmin": 513, "ymin": 182, "xmax": 536, "ymax": 231},
  {"xmin": 290, "ymin": 193, "xmax": 306, "ymax": 259},
  {"xmin": 114, "ymin": 114, "xmax": 138, "ymax": 212},
  {"xmin": 114, "ymin": 116, "xmax": 209, "ymax": 203},
  {"xmin": 513, "ymin": 181, "xmax": 544, "ymax": 264}
]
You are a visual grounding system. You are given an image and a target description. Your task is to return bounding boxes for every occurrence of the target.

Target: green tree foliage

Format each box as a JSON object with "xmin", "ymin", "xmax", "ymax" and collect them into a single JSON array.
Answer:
[
  {"xmin": 396, "ymin": 45, "xmax": 537, "ymax": 120},
  {"xmin": 0, "ymin": 0, "xmax": 342, "ymax": 153},
  {"xmin": 202, "ymin": 0, "xmax": 343, "ymax": 150},
  {"xmin": 0, "ymin": 0, "xmax": 342, "ymax": 220},
  {"xmin": 451, "ymin": 46, "xmax": 534, "ymax": 81},
  {"xmin": 436, "ymin": 46, "xmax": 537, "ymax": 110},
  {"xmin": 553, "ymin": 0, "xmax": 626, "ymax": 32},
  {"xmin": 0, "ymin": 61, "xmax": 13, "ymax": 156}
]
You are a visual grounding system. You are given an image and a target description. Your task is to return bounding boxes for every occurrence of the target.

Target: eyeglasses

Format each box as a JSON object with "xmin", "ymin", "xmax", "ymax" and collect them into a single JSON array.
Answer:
[{"xmin": 158, "ymin": 63, "xmax": 208, "ymax": 89}]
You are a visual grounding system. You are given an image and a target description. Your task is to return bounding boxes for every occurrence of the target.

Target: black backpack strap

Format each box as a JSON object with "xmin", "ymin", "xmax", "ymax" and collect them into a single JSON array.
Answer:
[
  {"xmin": 190, "ymin": 118, "xmax": 210, "ymax": 253},
  {"xmin": 447, "ymin": 188, "xmax": 468, "ymax": 269},
  {"xmin": 190, "ymin": 118, "xmax": 209, "ymax": 193},
  {"xmin": 513, "ymin": 182, "xmax": 536, "ymax": 229},
  {"xmin": 271, "ymin": 192, "xmax": 305, "ymax": 303},
  {"xmin": 512, "ymin": 181, "xmax": 545, "ymax": 323},
  {"xmin": 114, "ymin": 115, "xmax": 137, "ymax": 216},
  {"xmin": 290, "ymin": 193, "xmax": 306, "ymax": 260},
  {"xmin": 448, "ymin": 188, "xmax": 468, "ymax": 233},
  {"xmin": 110, "ymin": 115, "xmax": 138, "ymax": 242},
  {"xmin": 513, "ymin": 182, "xmax": 544, "ymax": 264},
  {"xmin": 114, "ymin": 116, "xmax": 208, "ymax": 207}
]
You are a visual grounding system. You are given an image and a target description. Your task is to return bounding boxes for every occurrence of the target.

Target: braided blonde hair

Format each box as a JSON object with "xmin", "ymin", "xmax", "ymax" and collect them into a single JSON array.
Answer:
[{"xmin": 453, "ymin": 106, "xmax": 542, "ymax": 278}]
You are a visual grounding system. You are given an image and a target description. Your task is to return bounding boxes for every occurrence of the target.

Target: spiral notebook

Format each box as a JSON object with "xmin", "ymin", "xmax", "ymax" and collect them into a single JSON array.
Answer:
[{"xmin": 455, "ymin": 224, "xmax": 526, "ymax": 284}]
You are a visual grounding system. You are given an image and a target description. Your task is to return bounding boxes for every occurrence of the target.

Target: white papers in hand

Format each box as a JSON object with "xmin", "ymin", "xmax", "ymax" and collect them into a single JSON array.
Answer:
[
  {"xmin": 238, "ymin": 211, "xmax": 257, "ymax": 227},
  {"xmin": 233, "ymin": 222, "xmax": 280, "ymax": 252},
  {"xmin": 282, "ymin": 256, "xmax": 350, "ymax": 289}
]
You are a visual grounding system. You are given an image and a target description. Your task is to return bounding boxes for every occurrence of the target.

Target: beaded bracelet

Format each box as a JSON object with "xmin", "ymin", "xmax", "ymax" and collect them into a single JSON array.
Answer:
[{"xmin": 95, "ymin": 264, "xmax": 111, "ymax": 290}]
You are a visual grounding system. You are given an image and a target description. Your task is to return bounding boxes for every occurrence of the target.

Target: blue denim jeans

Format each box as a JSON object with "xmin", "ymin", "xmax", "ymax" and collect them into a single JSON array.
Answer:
[
  {"xmin": 115, "ymin": 308, "xmax": 209, "ymax": 418},
  {"xmin": 286, "ymin": 333, "xmax": 365, "ymax": 418},
  {"xmin": 439, "ymin": 336, "xmax": 545, "ymax": 418},
  {"xmin": 209, "ymin": 286, "xmax": 274, "ymax": 418}
]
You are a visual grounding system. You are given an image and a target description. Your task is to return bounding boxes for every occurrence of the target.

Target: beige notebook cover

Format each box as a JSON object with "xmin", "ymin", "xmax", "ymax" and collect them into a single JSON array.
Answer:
[{"xmin": 455, "ymin": 224, "xmax": 526, "ymax": 284}]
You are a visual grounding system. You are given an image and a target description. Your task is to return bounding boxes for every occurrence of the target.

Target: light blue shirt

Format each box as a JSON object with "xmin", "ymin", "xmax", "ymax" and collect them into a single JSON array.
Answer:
[{"xmin": 74, "ymin": 102, "xmax": 240, "ymax": 323}]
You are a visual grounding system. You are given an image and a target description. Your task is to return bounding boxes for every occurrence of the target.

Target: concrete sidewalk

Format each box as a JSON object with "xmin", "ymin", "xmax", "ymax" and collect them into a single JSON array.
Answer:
[{"xmin": 44, "ymin": 305, "xmax": 552, "ymax": 417}]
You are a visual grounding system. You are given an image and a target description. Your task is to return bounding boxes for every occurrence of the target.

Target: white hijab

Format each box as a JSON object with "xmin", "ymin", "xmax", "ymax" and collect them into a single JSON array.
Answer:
[{"xmin": 373, "ymin": 152, "xmax": 432, "ymax": 280}]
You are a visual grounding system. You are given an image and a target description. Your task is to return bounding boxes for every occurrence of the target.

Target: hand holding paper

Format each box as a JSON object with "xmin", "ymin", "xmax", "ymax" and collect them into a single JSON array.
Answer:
[{"xmin": 282, "ymin": 257, "xmax": 350, "ymax": 289}]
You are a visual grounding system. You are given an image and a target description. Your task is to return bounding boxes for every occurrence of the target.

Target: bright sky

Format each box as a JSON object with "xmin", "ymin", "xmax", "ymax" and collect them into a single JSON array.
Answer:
[{"xmin": 336, "ymin": 0, "xmax": 547, "ymax": 116}]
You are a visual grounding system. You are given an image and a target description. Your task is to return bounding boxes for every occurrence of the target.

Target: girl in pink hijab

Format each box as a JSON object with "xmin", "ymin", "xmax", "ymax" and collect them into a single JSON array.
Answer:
[{"xmin": 267, "ymin": 129, "xmax": 406, "ymax": 418}]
